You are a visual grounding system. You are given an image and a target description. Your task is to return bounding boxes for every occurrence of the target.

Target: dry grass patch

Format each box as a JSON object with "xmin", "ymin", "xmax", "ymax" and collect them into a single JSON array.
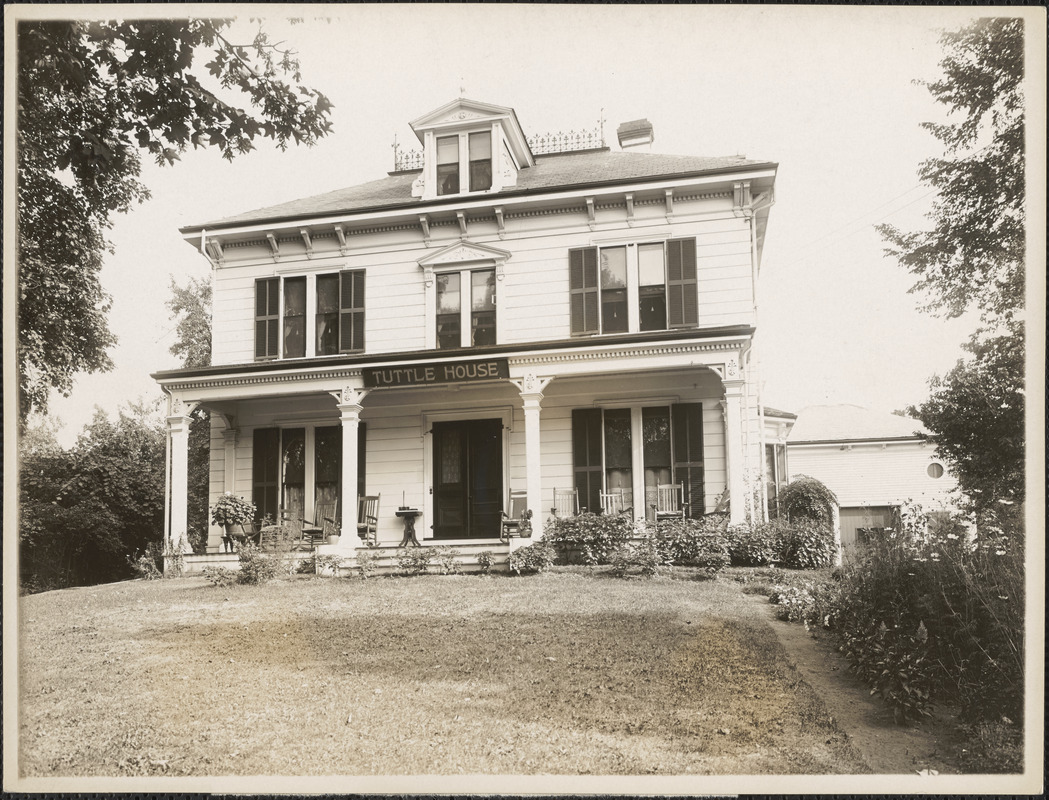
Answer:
[{"xmin": 19, "ymin": 572, "xmax": 869, "ymax": 776}]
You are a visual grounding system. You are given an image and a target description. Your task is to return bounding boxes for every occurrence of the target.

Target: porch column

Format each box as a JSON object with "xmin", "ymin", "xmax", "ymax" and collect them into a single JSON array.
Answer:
[
  {"xmin": 512, "ymin": 374, "xmax": 554, "ymax": 539},
  {"xmin": 333, "ymin": 386, "xmax": 369, "ymax": 550},
  {"xmin": 722, "ymin": 381, "xmax": 746, "ymax": 525},
  {"xmin": 166, "ymin": 397, "xmax": 198, "ymax": 553}
]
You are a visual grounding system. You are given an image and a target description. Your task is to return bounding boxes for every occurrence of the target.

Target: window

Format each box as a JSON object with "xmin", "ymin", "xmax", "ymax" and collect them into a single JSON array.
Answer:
[
  {"xmin": 638, "ymin": 243, "xmax": 667, "ymax": 331},
  {"xmin": 570, "ymin": 239, "xmax": 697, "ymax": 335},
  {"xmin": 469, "ymin": 131, "xmax": 492, "ymax": 192},
  {"xmin": 436, "ymin": 273, "xmax": 461, "ymax": 349},
  {"xmin": 599, "ymin": 247, "xmax": 628, "ymax": 333},
  {"xmin": 255, "ymin": 278, "xmax": 279, "ymax": 360},
  {"xmin": 436, "ymin": 131, "xmax": 493, "ymax": 196},
  {"xmin": 572, "ymin": 403, "xmax": 704, "ymax": 519},
  {"xmin": 927, "ymin": 462, "xmax": 944, "ymax": 479},
  {"xmin": 437, "ymin": 136, "xmax": 459, "ymax": 195},
  {"xmin": 765, "ymin": 442, "xmax": 787, "ymax": 515},
  {"xmin": 283, "ymin": 277, "xmax": 306, "ymax": 358},
  {"xmin": 316, "ymin": 270, "xmax": 365, "ymax": 355},
  {"xmin": 436, "ymin": 268, "xmax": 496, "ymax": 349},
  {"xmin": 257, "ymin": 272, "xmax": 365, "ymax": 360}
]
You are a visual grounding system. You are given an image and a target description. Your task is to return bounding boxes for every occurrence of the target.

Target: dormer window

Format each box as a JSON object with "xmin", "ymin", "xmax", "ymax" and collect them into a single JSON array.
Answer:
[{"xmin": 436, "ymin": 131, "xmax": 493, "ymax": 196}]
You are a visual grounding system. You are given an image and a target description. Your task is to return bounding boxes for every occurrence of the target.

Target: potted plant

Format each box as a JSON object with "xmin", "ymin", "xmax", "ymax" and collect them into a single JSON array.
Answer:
[{"xmin": 210, "ymin": 493, "xmax": 256, "ymax": 543}]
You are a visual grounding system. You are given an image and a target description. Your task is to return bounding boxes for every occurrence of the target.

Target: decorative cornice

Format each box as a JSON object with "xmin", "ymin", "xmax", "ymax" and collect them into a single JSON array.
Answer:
[
  {"xmin": 173, "ymin": 368, "xmax": 364, "ymax": 392},
  {"xmin": 508, "ymin": 340, "xmax": 748, "ymax": 368}
]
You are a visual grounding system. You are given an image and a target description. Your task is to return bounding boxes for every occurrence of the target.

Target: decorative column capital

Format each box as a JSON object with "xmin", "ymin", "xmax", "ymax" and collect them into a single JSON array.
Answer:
[
  {"xmin": 166, "ymin": 396, "xmax": 199, "ymax": 430},
  {"xmin": 330, "ymin": 386, "xmax": 370, "ymax": 416},
  {"xmin": 722, "ymin": 379, "xmax": 745, "ymax": 399},
  {"xmin": 510, "ymin": 373, "xmax": 554, "ymax": 404},
  {"xmin": 222, "ymin": 427, "xmax": 239, "ymax": 446}
]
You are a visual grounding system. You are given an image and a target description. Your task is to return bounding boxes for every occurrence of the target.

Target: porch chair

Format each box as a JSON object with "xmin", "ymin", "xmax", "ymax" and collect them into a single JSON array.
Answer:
[
  {"xmin": 357, "ymin": 494, "xmax": 380, "ymax": 546},
  {"xmin": 302, "ymin": 501, "xmax": 338, "ymax": 548},
  {"xmin": 652, "ymin": 484, "xmax": 687, "ymax": 521},
  {"xmin": 551, "ymin": 487, "xmax": 580, "ymax": 518},
  {"xmin": 260, "ymin": 509, "xmax": 305, "ymax": 550},
  {"xmin": 600, "ymin": 488, "xmax": 631, "ymax": 516},
  {"xmin": 500, "ymin": 491, "xmax": 530, "ymax": 542}
]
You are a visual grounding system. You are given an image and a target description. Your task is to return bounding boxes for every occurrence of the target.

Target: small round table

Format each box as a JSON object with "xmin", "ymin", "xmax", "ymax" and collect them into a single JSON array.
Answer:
[{"xmin": 395, "ymin": 507, "xmax": 422, "ymax": 546}]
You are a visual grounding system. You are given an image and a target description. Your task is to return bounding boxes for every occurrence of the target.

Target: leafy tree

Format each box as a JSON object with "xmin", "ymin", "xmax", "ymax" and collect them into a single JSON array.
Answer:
[
  {"xmin": 876, "ymin": 17, "xmax": 1024, "ymax": 323},
  {"xmin": 167, "ymin": 275, "xmax": 213, "ymax": 369},
  {"xmin": 20, "ymin": 401, "xmax": 166, "ymax": 592},
  {"xmin": 878, "ymin": 18, "xmax": 1027, "ymax": 521},
  {"xmin": 913, "ymin": 321, "xmax": 1025, "ymax": 515},
  {"xmin": 166, "ymin": 275, "xmax": 213, "ymax": 552},
  {"xmin": 16, "ymin": 18, "xmax": 333, "ymax": 423}
]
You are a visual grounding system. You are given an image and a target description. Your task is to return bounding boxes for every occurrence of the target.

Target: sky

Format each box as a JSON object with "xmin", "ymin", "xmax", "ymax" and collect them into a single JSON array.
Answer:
[{"xmin": 15, "ymin": 4, "xmax": 1035, "ymax": 445}]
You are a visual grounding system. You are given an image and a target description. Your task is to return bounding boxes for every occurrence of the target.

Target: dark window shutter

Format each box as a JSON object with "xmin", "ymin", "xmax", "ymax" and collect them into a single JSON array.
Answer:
[
  {"xmin": 667, "ymin": 239, "xmax": 698, "ymax": 328},
  {"xmin": 252, "ymin": 427, "xmax": 280, "ymax": 524},
  {"xmin": 254, "ymin": 278, "xmax": 279, "ymax": 359},
  {"xmin": 572, "ymin": 408, "xmax": 603, "ymax": 513},
  {"xmin": 340, "ymin": 270, "xmax": 365, "ymax": 352},
  {"xmin": 569, "ymin": 248, "xmax": 599, "ymax": 335},
  {"xmin": 672, "ymin": 403, "xmax": 704, "ymax": 517}
]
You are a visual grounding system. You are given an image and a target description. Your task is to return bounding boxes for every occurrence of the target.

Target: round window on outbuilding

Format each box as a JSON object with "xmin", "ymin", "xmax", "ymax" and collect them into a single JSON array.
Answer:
[{"xmin": 927, "ymin": 462, "xmax": 945, "ymax": 479}]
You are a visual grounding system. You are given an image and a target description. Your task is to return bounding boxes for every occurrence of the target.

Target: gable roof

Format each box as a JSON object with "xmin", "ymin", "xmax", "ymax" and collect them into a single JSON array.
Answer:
[
  {"xmin": 184, "ymin": 149, "xmax": 775, "ymax": 232},
  {"xmin": 787, "ymin": 404, "xmax": 928, "ymax": 444}
]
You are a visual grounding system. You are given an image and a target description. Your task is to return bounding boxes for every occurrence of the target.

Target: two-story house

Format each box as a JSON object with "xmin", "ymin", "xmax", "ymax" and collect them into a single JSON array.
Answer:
[{"xmin": 153, "ymin": 98, "xmax": 777, "ymax": 565}]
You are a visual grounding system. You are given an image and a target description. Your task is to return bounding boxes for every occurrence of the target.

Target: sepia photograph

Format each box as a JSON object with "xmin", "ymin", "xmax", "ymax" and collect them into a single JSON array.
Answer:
[{"xmin": 3, "ymin": 3, "xmax": 1044, "ymax": 795}]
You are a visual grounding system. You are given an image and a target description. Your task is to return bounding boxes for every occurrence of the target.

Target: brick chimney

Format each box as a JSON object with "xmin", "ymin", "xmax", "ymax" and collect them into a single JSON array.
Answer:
[{"xmin": 617, "ymin": 119, "xmax": 654, "ymax": 151}]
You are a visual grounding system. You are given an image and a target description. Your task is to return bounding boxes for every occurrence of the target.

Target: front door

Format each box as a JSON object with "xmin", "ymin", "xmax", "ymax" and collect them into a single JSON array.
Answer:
[{"xmin": 432, "ymin": 418, "xmax": 503, "ymax": 539}]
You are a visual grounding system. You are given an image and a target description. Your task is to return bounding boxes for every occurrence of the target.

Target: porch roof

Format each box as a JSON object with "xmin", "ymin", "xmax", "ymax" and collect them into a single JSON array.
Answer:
[{"xmin": 152, "ymin": 324, "xmax": 755, "ymax": 382}]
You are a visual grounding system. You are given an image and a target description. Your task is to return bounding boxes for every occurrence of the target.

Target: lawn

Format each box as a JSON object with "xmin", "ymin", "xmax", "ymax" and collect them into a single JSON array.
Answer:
[{"xmin": 18, "ymin": 569, "xmax": 870, "ymax": 777}]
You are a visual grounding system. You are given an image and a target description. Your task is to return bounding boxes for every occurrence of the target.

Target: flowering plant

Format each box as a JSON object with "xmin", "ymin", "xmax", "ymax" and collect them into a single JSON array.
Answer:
[{"xmin": 210, "ymin": 493, "xmax": 256, "ymax": 527}]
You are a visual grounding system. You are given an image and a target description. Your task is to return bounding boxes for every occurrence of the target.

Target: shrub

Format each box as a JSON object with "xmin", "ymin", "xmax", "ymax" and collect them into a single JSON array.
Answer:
[
  {"xmin": 355, "ymin": 549, "xmax": 379, "ymax": 579},
  {"xmin": 544, "ymin": 512, "xmax": 634, "ymax": 566},
  {"xmin": 201, "ymin": 566, "xmax": 238, "ymax": 588},
  {"xmin": 958, "ymin": 719, "xmax": 1023, "ymax": 773},
  {"xmin": 507, "ymin": 540, "xmax": 555, "ymax": 575},
  {"xmin": 127, "ymin": 548, "xmax": 162, "ymax": 580},
  {"xmin": 653, "ymin": 514, "xmax": 729, "ymax": 569},
  {"xmin": 297, "ymin": 554, "xmax": 317, "ymax": 574},
  {"xmin": 396, "ymin": 546, "xmax": 433, "ymax": 576},
  {"xmin": 475, "ymin": 550, "xmax": 496, "ymax": 575},
  {"xmin": 832, "ymin": 514, "xmax": 1024, "ymax": 724},
  {"xmin": 315, "ymin": 554, "xmax": 344, "ymax": 577},
  {"xmin": 779, "ymin": 476, "xmax": 837, "ymax": 525},
  {"xmin": 431, "ymin": 546, "xmax": 463, "ymax": 575},
  {"xmin": 725, "ymin": 520, "xmax": 788, "ymax": 566},
  {"xmin": 778, "ymin": 518, "xmax": 835, "ymax": 569},
  {"xmin": 609, "ymin": 539, "xmax": 662, "ymax": 579},
  {"xmin": 236, "ymin": 543, "xmax": 282, "ymax": 585}
]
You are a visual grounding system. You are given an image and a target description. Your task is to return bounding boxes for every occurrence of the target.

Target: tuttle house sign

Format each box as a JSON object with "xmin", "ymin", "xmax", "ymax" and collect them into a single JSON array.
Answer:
[{"xmin": 363, "ymin": 358, "xmax": 509, "ymax": 389}]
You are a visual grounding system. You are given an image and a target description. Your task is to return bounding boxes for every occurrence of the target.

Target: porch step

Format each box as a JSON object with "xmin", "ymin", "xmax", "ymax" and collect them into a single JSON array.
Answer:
[{"xmin": 181, "ymin": 542, "xmax": 512, "ymax": 576}]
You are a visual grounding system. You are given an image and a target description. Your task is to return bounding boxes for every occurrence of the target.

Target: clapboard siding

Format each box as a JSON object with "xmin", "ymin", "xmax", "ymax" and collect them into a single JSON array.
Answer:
[
  {"xmin": 787, "ymin": 443, "xmax": 957, "ymax": 509},
  {"xmin": 209, "ymin": 200, "xmax": 756, "ymax": 366}
]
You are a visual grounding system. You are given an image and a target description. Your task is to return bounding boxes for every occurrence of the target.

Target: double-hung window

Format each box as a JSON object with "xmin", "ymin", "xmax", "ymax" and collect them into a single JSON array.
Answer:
[
  {"xmin": 436, "ymin": 268, "xmax": 496, "ymax": 349},
  {"xmin": 436, "ymin": 131, "xmax": 492, "ymax": 196},
  {"xmin": 255, "ymin": 271, "xmax": 366, "ymax": 360},
  {"xmin": 569, "ymin": 238, "xmax": 698, "ymax": 335},
  {"xmin": 316, "ymin": 270, "xmax": 365, "ymax": 355}
]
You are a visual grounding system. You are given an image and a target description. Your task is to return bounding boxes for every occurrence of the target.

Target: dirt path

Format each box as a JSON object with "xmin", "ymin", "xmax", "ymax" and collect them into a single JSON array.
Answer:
[{"xmin": 746, "ymin": 593, "xmax": 963, "ymax": 774}]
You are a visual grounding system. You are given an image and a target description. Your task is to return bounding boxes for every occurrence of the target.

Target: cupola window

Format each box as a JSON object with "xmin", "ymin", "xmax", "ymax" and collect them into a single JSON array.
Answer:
[
  {"xmin": 437, "ymin": 136, "xmax": 460, "ymax": 195},
  {"xmin": 469, "ymin": 131, "xmax": 492, "ymax": 192}
]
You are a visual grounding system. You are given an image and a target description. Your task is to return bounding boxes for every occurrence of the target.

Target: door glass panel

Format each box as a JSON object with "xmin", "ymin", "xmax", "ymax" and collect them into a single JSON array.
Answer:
[
  {"xmin": 282, "ymin": 428, "xmax": 306, "ymax": 530},
  {"xmin": 315, "ymin": 426, "xmax": 341, "ymax": 509},
  {"xmin": 604, "ymin": 408, "xmax": 633, "ymax": 512},
  {"xmin": 642, "ymin": 407, "xmax": 671, "ymax": 519}
]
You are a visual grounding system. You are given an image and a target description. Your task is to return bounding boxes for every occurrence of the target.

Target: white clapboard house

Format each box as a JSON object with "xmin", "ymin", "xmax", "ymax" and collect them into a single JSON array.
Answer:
[
  {"xmin": 785, "ymin": 405, "xmax": 959, "ymax": 549},
  {"xmin": 153, "ymin": 98, "xmax": 778, "ymax": 567}
]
